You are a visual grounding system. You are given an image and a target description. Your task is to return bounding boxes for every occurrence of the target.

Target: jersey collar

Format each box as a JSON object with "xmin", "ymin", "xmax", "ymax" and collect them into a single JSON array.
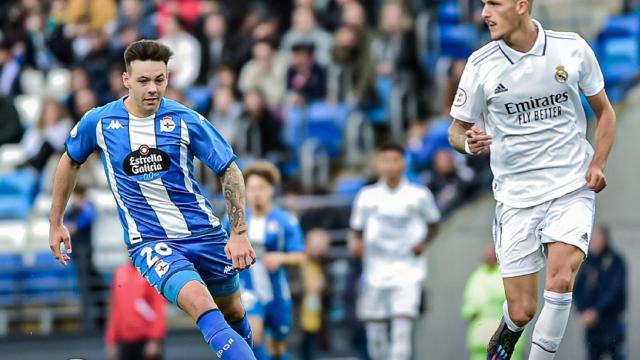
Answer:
[{"xmin": 497, "ymin": 19, "xmax": 547, "ymax": 64}]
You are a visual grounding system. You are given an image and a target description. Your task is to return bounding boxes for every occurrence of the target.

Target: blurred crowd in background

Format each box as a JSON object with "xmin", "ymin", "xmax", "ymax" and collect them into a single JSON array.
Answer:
[{"xmin": 0, "ymin": 0, "xmax": 635, "ymax": 359}]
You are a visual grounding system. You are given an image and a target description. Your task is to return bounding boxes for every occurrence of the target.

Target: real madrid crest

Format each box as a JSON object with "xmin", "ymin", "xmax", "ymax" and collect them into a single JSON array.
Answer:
[{"xmin": 555, "ymin": 65, "xmax": 568, "ymax": 83}]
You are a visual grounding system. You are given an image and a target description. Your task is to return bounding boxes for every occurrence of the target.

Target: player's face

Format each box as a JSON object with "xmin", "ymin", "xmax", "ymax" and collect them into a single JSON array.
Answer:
[
  {"xmin": 246, "ymin": 175, "xmax": 274, "ymax": 210},
  {"xmin": 481, "ymin": 0, "xmax": 527, "ymax": 40},
  {"xmin": 376, "ymin": 150, "xmax": 405, "ymax": 181},
  {"xmin": 123, "ymin": 60, "xmax": 168, "ymax": 116}
]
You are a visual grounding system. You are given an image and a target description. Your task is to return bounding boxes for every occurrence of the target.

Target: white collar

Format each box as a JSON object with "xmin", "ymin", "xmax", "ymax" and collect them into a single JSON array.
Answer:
[{"xmin": 498, "ymin": 19, "xmax": 547, "ymax": 64}]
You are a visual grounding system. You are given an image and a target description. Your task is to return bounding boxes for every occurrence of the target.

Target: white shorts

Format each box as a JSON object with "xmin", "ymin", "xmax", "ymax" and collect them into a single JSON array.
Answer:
[
  {"xmin": 359, "ymin": 283, "xmax": 422, "ymax": 320},
  {"xmin": 493, "ymin": 186, "xmax": 595, "ymax": 278}
]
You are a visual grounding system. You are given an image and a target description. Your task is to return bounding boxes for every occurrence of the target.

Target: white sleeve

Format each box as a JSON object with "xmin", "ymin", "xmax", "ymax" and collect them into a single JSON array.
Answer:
[
  {"xmin": 350, "ymin": 191, "xmax": 367, "ymax": 231},
  {"xmin": 449, "ymin": 60, "xmax": 485, "ymax": 123},
  {"xmin": 419, "ymin": 190, "xmax": 441, "ymax": 224},
  {"xmin": 578, "ymin": 37, "xmax": 605, "ymax": 97}
]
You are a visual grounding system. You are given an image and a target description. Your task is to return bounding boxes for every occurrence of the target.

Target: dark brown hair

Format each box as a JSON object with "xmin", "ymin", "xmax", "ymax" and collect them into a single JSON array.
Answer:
[
  {"xmin": 123, "ymin": 40, "xmax": 173, "ymax": 72},
  {"xmin": 244, "ymin": 161, "xmax": 281, "ymax": 187}
]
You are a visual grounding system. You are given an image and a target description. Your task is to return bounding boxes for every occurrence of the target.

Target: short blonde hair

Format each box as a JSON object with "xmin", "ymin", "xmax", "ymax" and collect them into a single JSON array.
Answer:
[{"xmin": 243, "ymin": 161, "xmax": 281, "ymax": 187}]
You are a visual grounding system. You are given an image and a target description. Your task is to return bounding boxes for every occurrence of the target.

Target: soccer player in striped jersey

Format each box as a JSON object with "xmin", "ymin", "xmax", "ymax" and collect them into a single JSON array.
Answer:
[
  {"xmin": 225, "ymin": 161, "xmax": 306, "ymax": 360},
  {"xmin": 449, "ymin": 1, "xmax": 616, "ymax": 359},
  {"xmin": 49, "ymin": 40, "xmax": 256, "ymax": 359}
]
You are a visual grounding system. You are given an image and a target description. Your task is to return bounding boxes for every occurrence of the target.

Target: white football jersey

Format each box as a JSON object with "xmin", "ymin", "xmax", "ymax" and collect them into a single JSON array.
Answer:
[
  {"xmin": 350, "ymin": 179, "xmax": 441, "ymax": 287},
  {"xmin": 450, "ymin": 19, "xmax": 604, "ymax": 208}
]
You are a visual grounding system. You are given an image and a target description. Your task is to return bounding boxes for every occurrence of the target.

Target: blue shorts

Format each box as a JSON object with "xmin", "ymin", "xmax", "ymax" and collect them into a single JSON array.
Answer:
[
  {"xmin": 242, "ymin": 290, "xmax": 292, "ymax": 341},
  {"xmin": 129, "ymin": 231, "xmax": 239, "ymax": 305}
]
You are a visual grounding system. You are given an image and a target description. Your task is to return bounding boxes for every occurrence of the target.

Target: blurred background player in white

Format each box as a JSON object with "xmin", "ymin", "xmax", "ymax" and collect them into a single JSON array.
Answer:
[
  {"xmin": 448, "ymin": 0, "xmax": 617, "ymax": 359},
  {"xmin": 349, "ymin": 144, "xmax": 441, "ymax": 360},
  {"xmin": 231, "ymin": 161, "xmax": 306, "ymax": 360}
]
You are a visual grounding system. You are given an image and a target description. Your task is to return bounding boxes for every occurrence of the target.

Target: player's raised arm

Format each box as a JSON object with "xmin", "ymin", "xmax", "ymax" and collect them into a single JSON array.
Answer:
[
  {"xmin": 220, "ymin": 162, "xmax": 256, "ymax": 270},
  {"xmin": 49, "ymin": 153, "xmax": 82, "ymax": 266},
  {"xmin": 585, "ymin": 90, "xmax": 616, "ymax": 193}
]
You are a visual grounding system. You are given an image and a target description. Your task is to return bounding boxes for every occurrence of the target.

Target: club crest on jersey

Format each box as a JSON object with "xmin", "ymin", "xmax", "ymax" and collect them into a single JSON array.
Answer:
[
  {"xmin": 123, "ymin": 144, "xmax": 171, "ymax": 182},
  {"xmin": 555, "ymin": 65, "xmax": 568, "ymax": 83},
  {"xmin": 160, "ymin": 116, "xmax": 176, "ymax": 132},
  {"xmin": 155, "ymin": 259, "xmax": 170, "ymax": 277},
  {"xmin": 453, "ymin": 88, "xmax": 467, "ymax": 107}
]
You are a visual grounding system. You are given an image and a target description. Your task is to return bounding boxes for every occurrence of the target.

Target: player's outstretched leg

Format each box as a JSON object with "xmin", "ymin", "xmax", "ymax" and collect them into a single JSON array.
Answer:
[
  {"xmin": 179, "ymin": 281, "xmax": 256, "ymax": 359},
  {"xmin": 488, "ymin": 274, "xmax": 537, "ymax": 360},
  {"xmin": 528, "ymin": 243, "xmax": 583, "ymax": 360},
  {"xmin": 389, "ymin": 317, "xmax": 413, "ymax": 360},
  {"xmin": 213, "ymin": 290, "xmax": 254, "ymax": 348}
]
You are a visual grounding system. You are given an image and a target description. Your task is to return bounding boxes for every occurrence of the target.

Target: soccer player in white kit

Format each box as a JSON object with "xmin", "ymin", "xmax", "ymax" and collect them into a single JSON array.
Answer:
[
  {"xmin": 350, "ymin": 144, "xmax": 441, "ymax": 360},
  {"xmin": 448, "ymin": 1, "xmax": 617, "ymax": 359}
]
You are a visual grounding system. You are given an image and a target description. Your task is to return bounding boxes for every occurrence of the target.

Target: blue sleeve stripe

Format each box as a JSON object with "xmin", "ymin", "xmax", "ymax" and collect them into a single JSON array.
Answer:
[{"xmin": 216, "ymin": 154, "xmax": 237, "ymax": 176}]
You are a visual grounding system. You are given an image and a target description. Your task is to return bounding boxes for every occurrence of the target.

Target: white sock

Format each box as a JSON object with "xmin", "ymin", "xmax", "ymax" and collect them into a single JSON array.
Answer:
[
  {"xmin": 366, "ymin": 321, "xmax": 389, "ymax": 360},
  {"xmin": 528, "ymin": 290, "xmax": 572, "ymax": 360},
  {"xmin": 390, "ymin": 317, "xmax": 413, "ymax": 360},
  {"xmin": 503, "ymin": 300, "xmax": 526, "ymax": 332}
]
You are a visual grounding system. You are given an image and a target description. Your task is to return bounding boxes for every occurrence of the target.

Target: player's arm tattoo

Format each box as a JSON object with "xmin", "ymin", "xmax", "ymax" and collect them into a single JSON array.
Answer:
[{"xmin": 221, "ymin": 162, "xmax": 247, "ymax": 235}]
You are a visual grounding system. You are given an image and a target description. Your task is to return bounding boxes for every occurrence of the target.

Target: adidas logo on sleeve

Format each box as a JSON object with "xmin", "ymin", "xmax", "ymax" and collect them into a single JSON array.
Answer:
[{"xmin": 494, "ymin": 83, "xmax": 509, "ymax": 94}]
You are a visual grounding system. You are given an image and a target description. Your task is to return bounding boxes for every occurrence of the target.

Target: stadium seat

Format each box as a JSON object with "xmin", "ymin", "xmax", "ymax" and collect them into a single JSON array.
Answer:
[
  {"xmin": 88, "ymin": 189, "xmax": 127, "ymax": 272},
  {"xmin": 0, "ymin": 144, "xmax": 27, "ymax": 170},
  {"xmin": 45, "ymin": 68, "xmax": 71, "ymax": 101},
  {"xmin": 184, "ymin": 86, "xmax": 212, "ymax": 115},
  {"xmin": 364, "ymin": 76, "xmax": 393, "ymax": 125},
  {"xmin": 19, "ymin": 69, "xmax": 45, "ymax": 96},
  {"xmin": 439, "ymin": 24, "xmax": 479, "ymax": 59},
  {"xmin": 333, "ymin": 175, "xmax": 366, "ymax": 197},
  {"xmin": 14, "ymin": 94, "xmax": 43, "ymax": 128},
  {"xmin": 0, "ymin": 221, "xmax": 27, "ymax": 306},
  {"xmin": 284, "ymin": 102, "xmax": 349, "ymax": 158},
  {"xmin": 438, "ymin": 1, "xmax": 461, "ymax": 25},
  {"xmin": 0, "ymin": 169, "xmax": 38, "ymax": 220},
  {"xmin": 21, "ymin": 252, "xmax": 78, "ymax": 304}
]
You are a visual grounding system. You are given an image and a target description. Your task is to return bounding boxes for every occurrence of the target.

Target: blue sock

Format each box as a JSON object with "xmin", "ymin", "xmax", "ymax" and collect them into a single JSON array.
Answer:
[
  {"xmin": 197, "ymin": 309, "xmax": 256, "ymax": 359},
  {"xmin": 228, "ymin": 313, "xmax": 253, "ymax": 348},
  {"xmin": 254, "ymin": 343, "xmax": 270, "ymax": 360}
]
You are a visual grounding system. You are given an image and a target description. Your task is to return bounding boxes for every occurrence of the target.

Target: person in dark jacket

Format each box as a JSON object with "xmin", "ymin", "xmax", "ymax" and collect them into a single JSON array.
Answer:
[{"xmin": 574, "ymin": 225, "xmax": 627, "ymax": 360}]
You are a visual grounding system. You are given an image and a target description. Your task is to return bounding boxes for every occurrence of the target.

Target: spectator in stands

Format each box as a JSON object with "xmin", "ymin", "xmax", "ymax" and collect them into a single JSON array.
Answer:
[
  {"xmin": 105, "ymin": 259, "xmax": 167, "ymax": 360},
  {"xmin": 238, "ymin": 88, "xmax": 287, "ymax": 159},
  {"xmin": 239, "ymin": 40, "xmax": 289, "ymax": 110},
  {"xmin": 300, "ymin": 228, "xmax": 332, "ymax": 360},
  {"xmin": 66, "ymin": 0, "xmax": 117, "ymax": 31},
  {"xmin": 209, "ymin": 86, "xmax": 244, "ymax": 144},
  {"xmin": 64, "ymin": 183, "xmax": 102, "ymax": 331},
  {"xmin": 328, "ymin": 24, "xmax": 376, "ymax": 105},
  {"xmin": 114, "ymin": 0, "xmax": 156, "ymax": 40},
  {"xmin": 23, "ymin": 9, "xmax": 57, "ymax": 72},
  {"xmin": 281, "ymin": 6, "xmax": 334, "ymax": 66},
  {"xmin": 427, "ymin": 149, "xmax": 476, "ymax": 218},
  {"xmin": 20, "ymin": 98, "xmax": 73, "ymax": 172},
  {"xmin": 196, "ymin": 12, "xmax": 233, "ymax": 85},
  {"xmin": 574, "ymin": 225, "xmax": 627, "ymax": 360},
  {"xmin": 286, "ymin": 41, "xmax": 327, "ymax": 106},
  {"xmin": 225, "ymin": 4, "xmax": 263, "ymax": 73},
  {"xmin": 0, "ymin": 40, "xmax": 22, "ymax": 97},
  {"xmin": 159, "ymin": 15, "xmax": 201, "ymax": 90},
  {"xmin": 252, "ymin": 16, "xmax": 281, "ymax": 48},
  {"xmin": 42, "ymin": 0, "xmax": 75, "ymax": 66},
  {"xmin": 0, "ymin": 95, "xmax": 24, "ymax": 146},
  {"xmin": 213, "ymin": 63, "xmax": 242, "ymax": 97},
  {"xmin": 370, "ymin": 1, "xmax": 427, "ymax": 114},
  {"xmin": 72, "ymin": 87, "xmax": 99, "ymax": 124},
  {"xmin": 462, "ymin": 244, "xmax": 524, "ymax": 360},
  {"xmin": 81, "ymin": 30, "xmax": 113, "ymax": 101},
  {"xmin": 107, "ymin": 63, "xmax": 128, "ymax": 102}
]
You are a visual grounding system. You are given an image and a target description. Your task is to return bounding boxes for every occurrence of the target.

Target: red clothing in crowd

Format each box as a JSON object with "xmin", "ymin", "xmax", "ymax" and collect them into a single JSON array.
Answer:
[{"xmin": 105, "ymin": 263, "xmax": 167, "ymax": 346}]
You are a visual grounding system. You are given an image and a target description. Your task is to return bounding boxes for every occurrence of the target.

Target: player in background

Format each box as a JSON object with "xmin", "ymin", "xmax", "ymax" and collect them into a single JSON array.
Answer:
[
  {"xmin": 48, "ymin": 40, "xmax": 257, "ymax": 359},
  {"xmin": 349, "ymin": 144, "xmax": 441, "ymax": 360},
  {"xmin": 448, "ymin": 1, "xmax": 616, "ymax": 359},
  {"xmin": 226, "ymin": 161, "xmax": 306, "ymax": 360}
]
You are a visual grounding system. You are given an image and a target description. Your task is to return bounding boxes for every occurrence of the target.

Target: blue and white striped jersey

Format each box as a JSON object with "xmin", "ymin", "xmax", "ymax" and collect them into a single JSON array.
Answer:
[{"xmin": 66, "ymin": 97, "xmax": 235, "ymax": 248}]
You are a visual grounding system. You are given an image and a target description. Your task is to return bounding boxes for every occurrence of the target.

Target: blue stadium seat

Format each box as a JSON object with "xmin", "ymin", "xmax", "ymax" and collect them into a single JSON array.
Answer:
[
  {"xmin": 438, "ymin": 1, "xmax": 461, "ymax": 25},
  {"xmin": 334, "ymin": 176, "xmax": 366, "ymax": 197},
  {"xmin": 364, "ymin": 76, "xmax": 393, "ymax": 125},
  {"xmin": 284, "ymin": 102, "xmax": 348, "ymax": 158},
  {"xmin": 0, "ymin": 169, "xmax": 37, "ymax": 220},
  {"xmin": 0, "ymin": 254, "xmax": 21, "ymax": 306},
  {"xmin": 601, "ymin": 15, "xmax": 640, "ymax": 37},
  {"xmin": 440, "ymin": 24, "xmax": 479, "ymax": 59},
  {"xmin": 184, "ymin": 86, "xmax": 212, "ymax": 115},
  {"xmin": 21, "ymin": 252, "xmax": 78, "ymax": 304}
]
